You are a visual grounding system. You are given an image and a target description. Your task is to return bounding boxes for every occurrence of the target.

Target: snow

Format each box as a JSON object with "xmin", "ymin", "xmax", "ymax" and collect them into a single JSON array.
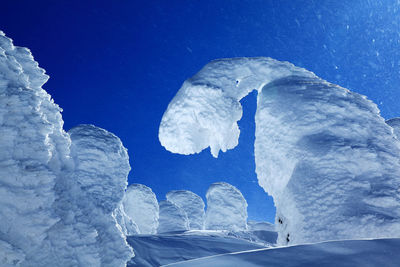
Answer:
[
  {"xmin": 159, "ymin": 57, "xmax": 400, "ymax": 245},
  {"xmin": 164, "ymin": 238, "xmax": 400, "ymax": 267},
  {"xmin": 166, "ymin": 190, "xmax": 205, "ymax": 230},
  {"xmin": 158, "ymin": 200, "xmax": 190, "ymax": 233},
  {"xmin": 205, "ymin": 182, "xmax": 248, "ymax": 231},
  {"xmin": 127, "ymin": 230, "xmax": 269, "ymax": 267},
  {"xmin": 122, "ymin": 183, "xmax": 159, "ymax": 234},
  {"xmin": 386, "ymin": 117, "xmax": 400, "ymax": 139},
  {"xmin": 114, "ymin": 203, "xmax": 140, "ymax": 236},
  {"xmin": 0, "ymin": 32, "xmax": 133, "ymax": 266},
  {"xmin": 247, "ymin": 221, "xmax": 275, "ymax": 232}
]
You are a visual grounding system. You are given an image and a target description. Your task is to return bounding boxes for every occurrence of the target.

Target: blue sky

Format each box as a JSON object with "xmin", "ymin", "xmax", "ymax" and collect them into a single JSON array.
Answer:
[{"xmin": 2, "ymin": 0, "xmax": 400, "ymax": 222}]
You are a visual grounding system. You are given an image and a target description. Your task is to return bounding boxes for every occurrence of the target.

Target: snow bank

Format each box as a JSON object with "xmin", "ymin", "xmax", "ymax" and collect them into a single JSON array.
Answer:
[
  {"xmin": 0, "ymin": 32, "xmax": 133, "ymax": 266},
  {"xmin": 159, "ymin": 57, "xmax": 400, "ymax": 245},
  {"xmin": 122, "ymin": 183, "xmax": 159, "ymax": 234},
  {"xmin": 157, "ymin": 200, "xmax": 190, "ymax": 233},
  {"xmin": 166, "ymin": 190, "xmax": 205, "ymax": 230},
  {"xmin": 247, "ymin": 221, "xmax": 275, "ymax": 232},
  {"xmin": 205, "ymin": 182, "xmax": 248, "ymax": 231}
]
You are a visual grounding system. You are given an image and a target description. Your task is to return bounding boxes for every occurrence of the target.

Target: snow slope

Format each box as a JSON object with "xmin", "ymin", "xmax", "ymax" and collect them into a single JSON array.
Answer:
[
  {"xmin": 164, "ymin": 238, "xmax": 400, "ymax": 267},
  {"xmin": 127, "ymin": 230, "xmax": 272, "ymax": 267},
  {"xmin": 159, "ymin": 57, "xmax": 400, "ymax": 245}
]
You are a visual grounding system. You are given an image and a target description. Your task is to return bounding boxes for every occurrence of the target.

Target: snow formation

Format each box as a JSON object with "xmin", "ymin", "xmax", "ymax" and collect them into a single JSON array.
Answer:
[
  {"xmin": 122, "ymin": 183, "xmax": 159, "ymax": 234},
  {"xmin": 115, "ymin": 203, "xmax": 140, "ymax": 236},
  {"xmin": 386, "ymin": 117, "xmax": 400, "ymax": 139},
  {"xmin": 157, "ymin": 200, "xmax": 190, "ymax": 233},
  {"xmin": 205, "ymin": 182, "xmax": 248, "ymax": 231},
  {"xmin": 159, "ymin": 57, "xmax": 400, "ymax": 245},
  {"xmin": 166, "ymin": 190, "xmax": 205, "ymax": 230},
  {"xmin": 0, "ymin": 32, "xmax": 133, "ymax": 266}
]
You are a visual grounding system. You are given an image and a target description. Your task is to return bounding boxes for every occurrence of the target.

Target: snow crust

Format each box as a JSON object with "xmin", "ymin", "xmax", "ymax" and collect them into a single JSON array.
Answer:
[
  {"xmin": 157, "ymin": 200, "xmax": 190, "ymax": 233},
  {"xmin": 0, "ymin": 32, "xmax": 133, "ymax": 266},
  {"xmin": 166, "ymin": 190, "xmax": 205, "ymax": 230},
  {"xmin": 122, "ymin": 183, "xmax": 159, "ymax": 234},
  {"xmin": 205, "ymin": 182, "xmax": 248, "ymax": 231},
  {"xmin": 159, "ymin": 57, "xmax": 400, "ymax": 245}
]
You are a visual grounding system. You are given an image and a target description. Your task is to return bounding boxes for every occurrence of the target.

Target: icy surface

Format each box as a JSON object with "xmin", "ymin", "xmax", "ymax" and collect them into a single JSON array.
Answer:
[
  {"xmin": 122, "ymin": 183, "xmax": 159, "ymax": 234},
  {"xmin": 205, "ymin": 182, "xmax": 248, "ymax": 231},
  {"xmin": 0, "ymin": 32, "xmax": 133, "ymax": 266},
  {"xmin": 159, "ymin": 57, "xmax": 400, "ymax": 245},
  {"xmin": 158, "ymin": 200, "xmax": 190, "ymax": 233},
  {"xmin": 166, "ymin": 190, "xmax": 205, "ymax": 230},
  {"xmin": 165, "ymin": 238, "xmax": 400, "ymax": 267}
]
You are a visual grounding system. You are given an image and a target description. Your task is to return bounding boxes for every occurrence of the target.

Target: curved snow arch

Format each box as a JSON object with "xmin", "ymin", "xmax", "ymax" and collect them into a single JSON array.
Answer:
[{"xmin": 159, "ymin": 57, "xmax": 400, "ymax": 245}]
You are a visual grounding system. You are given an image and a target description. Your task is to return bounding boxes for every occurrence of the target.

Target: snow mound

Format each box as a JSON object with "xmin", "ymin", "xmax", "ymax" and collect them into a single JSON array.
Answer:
[
  {"xmin": 205, "ymin": 182, "xmax": 248, "ymax": 231},
  {"xmin": 0, "ymin": 32, "xmax": 133, "ymax": 266},
  {"xmin": 159, "ymin": 57, "xmax": 400, "ymax": 245},
  {"xmin": 164, "ymin": 238, "xmax": 400, "ymax": 267},
  {"xmin": 386, "ymin": 117, "xmax": 400, "ymax": 139},
  {"xmin": 166, "ymin": 190, "xmax": 205, "ymax": 230},
  {"xmin": 158, "ymin": 200, "xmax": 190, "ymax": 233},
  {"xmin": 122, "ymin": 183, "xmax": 159, "ymax": 234}
]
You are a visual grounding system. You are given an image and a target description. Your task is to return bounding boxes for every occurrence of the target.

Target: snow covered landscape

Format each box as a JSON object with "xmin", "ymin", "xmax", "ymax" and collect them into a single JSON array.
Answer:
[{"xmin": 2, "ymin": 23, "xmax": 400, "ymax": 267}]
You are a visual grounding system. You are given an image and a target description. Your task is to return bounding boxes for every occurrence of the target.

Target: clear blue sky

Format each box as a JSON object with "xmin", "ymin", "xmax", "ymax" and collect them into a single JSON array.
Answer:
[{"xmin": 2, "ymin": 0, "xmax": 400, "ymax": 222}]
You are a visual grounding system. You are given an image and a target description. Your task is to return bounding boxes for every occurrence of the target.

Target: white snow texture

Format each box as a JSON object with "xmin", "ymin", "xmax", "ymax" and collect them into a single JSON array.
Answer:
[
  {"xmin": 122, "ymin": 183, "xmax": 159, "ymax": 234},
  {"xmin": 205, "ymin": 182, "xmax": 248, "ymax": 231},
  {"xmin": 0, "ymin": 32, "xmax": 133, "ymax": 266},
  {"xmin": 159, "ymin": 57, "xmax": 400, "ymax": 245},
  {"xmin": 166, "ymin": 190, "xmax": 205, "ymax": 230},
  {"xmin": 157, "ymin": 200, "xmax": 190, "ymax": 233}
]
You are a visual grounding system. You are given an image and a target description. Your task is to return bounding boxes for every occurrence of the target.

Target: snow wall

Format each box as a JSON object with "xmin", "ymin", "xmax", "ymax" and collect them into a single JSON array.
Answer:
[
  {"xmin": 0, "ymin": 32, "xmax": 133, "ymax": 266},
  {"xmin": 159, "ymin": 57, "xmax": 400, "ymax": 245},
  {"xmin": 157, "ymin": 200, "xmax": 190, "ymax": 233}
]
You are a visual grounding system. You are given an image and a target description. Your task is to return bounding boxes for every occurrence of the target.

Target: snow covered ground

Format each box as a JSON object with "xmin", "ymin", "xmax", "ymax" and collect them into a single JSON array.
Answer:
[
  {"xmin": 164, "ymin": 238, "xmax": 400, "ymax": 267},
  {"xmin": 127, "ymin": 229, "xmax": 277, "ymax": 267}
]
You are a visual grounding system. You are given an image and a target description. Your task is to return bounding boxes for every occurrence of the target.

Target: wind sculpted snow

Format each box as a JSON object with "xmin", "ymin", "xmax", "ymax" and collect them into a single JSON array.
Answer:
[
  {"xmin": 159, "ymin": 57, "xmax": 400, "ymax": 245},
  {"xmin": 0, "ymin": 32, "xmax": 133, "ymax": 266},
  {"xmin": 157, "ymin": 200, "xmax": 190, "ymax": 233}
]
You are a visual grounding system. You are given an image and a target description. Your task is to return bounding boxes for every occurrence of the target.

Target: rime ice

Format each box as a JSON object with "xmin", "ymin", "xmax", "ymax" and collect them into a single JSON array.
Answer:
[
  {"xmin": 157, "ymin": 200, "xmax": 190, "ymax": 233},
  {"xmin": 0, "ymin": 32, "xmax": 133, "ymax": 266},
  {"xmin": 159, "ymin": 57, "xmax": 400, "ymax": 245},
  {"xmin": 166, "ymin": 190, "xmax": 205, "ymax": 230},
  {"xmin": 205, "ymin": 182, "xmax": 248, "ymax": 231},
  {"xmin": 122, "ymin": 184, "xmax": 159, "ymax": 234}
]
